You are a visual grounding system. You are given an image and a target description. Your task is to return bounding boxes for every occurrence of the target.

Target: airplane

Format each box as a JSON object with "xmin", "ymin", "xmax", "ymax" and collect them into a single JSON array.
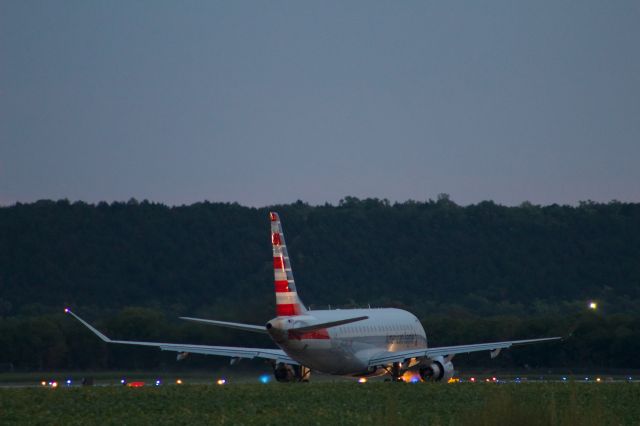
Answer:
[{"xmin": 65, "ymin": 212, "xmax": 561, "ymax": 382}]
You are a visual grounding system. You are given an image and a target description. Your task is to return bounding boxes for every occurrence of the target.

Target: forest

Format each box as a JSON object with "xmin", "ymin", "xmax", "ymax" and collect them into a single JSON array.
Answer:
[{"xmin": 1, "ymin": 196, "xmax": 639, "ymax": 371}]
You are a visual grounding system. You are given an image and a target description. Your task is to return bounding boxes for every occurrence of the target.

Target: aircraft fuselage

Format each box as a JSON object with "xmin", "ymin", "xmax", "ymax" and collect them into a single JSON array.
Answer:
[{"xmin": 267, "ymin": 308, "xmax": 427, "ymax": 376}]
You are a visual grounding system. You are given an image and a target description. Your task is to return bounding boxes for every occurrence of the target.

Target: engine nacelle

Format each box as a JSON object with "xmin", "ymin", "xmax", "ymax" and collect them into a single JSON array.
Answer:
[{"xmin": 419, "ymin": 356, "xmax": 454, "ymax": 382}]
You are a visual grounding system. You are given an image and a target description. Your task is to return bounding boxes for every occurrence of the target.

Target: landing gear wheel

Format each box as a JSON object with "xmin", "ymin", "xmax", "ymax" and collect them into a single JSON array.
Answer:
[
  {"xmin": 273, "ymin": 363, "xmax": 311, "ymax": 382},
  {"xmin": 391, "ymin": 362, "xmax": 403, "ymax": 382}
]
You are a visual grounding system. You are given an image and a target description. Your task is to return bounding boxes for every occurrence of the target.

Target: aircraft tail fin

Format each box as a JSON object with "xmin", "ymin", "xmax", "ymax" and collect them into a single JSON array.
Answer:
[{"xmin": 270, "ymin": 212, "xmax": 307, "ymax": 316}]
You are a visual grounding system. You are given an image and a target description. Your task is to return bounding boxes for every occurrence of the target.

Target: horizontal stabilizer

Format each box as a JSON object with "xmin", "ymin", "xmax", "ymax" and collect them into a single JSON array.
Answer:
[
  {"xmin": 179, "ymin": 317, "xmax": 267, "ymax": 334},
  {"xmin": 291, "ymin": 316, "xmax": 369, "ymax": 333}
]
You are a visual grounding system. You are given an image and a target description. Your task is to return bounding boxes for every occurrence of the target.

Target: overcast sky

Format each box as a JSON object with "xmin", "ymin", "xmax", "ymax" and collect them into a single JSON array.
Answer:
[{"xmin": 1, "ymin": 1, "xmax": 639, "ymax": 207}]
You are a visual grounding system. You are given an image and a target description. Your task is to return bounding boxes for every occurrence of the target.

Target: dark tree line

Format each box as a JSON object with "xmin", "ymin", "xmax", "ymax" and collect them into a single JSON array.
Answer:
[{"xmin": 1, "ymin": 197, "xmax": 639, "ymax": 370}]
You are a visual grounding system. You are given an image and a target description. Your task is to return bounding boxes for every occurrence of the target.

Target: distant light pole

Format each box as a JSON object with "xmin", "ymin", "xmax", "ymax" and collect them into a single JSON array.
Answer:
[{"xmin": 588, "ymin": 301, "xmax": 598, "ymax": 310}]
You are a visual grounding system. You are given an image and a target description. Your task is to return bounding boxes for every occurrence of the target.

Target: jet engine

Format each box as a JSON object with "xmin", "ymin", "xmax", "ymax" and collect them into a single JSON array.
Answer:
[
  {"xmin": 419, "ymin": 356, "xmax": 454, "ymax": 382},
  {"xmin": 273, "ymin": 362, "xmax": 311, "ymax": 382}
]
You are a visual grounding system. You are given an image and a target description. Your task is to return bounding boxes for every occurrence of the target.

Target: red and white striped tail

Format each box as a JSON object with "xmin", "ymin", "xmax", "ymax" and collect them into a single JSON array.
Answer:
[{"xmin": 270, "ymin": 212, "xmax": 307, "ymax": 317}]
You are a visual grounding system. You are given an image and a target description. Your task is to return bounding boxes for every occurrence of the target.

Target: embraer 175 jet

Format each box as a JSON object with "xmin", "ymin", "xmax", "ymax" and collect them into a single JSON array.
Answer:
[{"xmin": 66, "ymin": 212, "xmax": 561, "ymax": 382}]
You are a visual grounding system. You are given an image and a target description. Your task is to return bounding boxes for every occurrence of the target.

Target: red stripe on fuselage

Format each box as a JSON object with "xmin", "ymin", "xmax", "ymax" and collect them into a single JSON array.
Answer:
[
  {"xmin": 288, "ymin": 328, "xmax": 330, "ymax": 340},
  {"xmin": 274, "ymin": 280, "xmax": 289, "ymax": 292},
  {"xmin": 276, "ymin": 303, "xmax": 300, "ymax": 316}
]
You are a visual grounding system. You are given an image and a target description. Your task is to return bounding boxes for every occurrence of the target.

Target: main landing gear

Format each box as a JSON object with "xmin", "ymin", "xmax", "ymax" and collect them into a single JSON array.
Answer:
[
  {"xmin": 383, "ymin": 362, "xmax": 404, "ymax": 382},
  {"xmin": 273, "ymin": 362, "xmax": 311, "ymax": 383}
]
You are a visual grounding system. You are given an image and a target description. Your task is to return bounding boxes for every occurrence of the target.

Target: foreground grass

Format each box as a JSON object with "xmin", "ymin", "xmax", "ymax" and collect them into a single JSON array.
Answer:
[{"xmin": 1, "ymin": 382, "xmax": 638, "ymax": 425}]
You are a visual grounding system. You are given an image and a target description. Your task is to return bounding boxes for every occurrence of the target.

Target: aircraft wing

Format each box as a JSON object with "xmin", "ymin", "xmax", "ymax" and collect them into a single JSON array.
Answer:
[
  {"xmin": 65, "ymin": 309, "xmax": 297, "ymax": 365},
  {"xmin": 368, "ymin": 336, "xmax": 562, "ymax": 367}
]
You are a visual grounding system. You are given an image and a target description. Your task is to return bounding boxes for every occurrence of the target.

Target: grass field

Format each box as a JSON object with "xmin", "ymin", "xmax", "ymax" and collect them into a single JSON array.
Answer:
[{"xmin": 1, "ymin": 382, "xmax": 639, "ymax": 425}]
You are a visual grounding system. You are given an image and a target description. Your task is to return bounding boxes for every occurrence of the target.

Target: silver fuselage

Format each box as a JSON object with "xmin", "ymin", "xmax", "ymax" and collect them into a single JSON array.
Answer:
[{"xmin": 267, "ymin": 308, "xmax": 427, "ymax": 376}]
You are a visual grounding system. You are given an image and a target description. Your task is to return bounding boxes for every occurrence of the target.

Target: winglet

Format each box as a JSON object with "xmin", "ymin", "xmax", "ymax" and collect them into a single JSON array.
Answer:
[{"xmin": 64, "ymin": 308, "xmax": 112, "ymax": 343}]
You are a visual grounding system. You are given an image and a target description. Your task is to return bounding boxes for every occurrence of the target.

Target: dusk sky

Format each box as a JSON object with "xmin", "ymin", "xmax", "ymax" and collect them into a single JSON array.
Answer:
[{"xmin": 1, "ymin": 1, "xmax": 639, "ymax": 207}]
